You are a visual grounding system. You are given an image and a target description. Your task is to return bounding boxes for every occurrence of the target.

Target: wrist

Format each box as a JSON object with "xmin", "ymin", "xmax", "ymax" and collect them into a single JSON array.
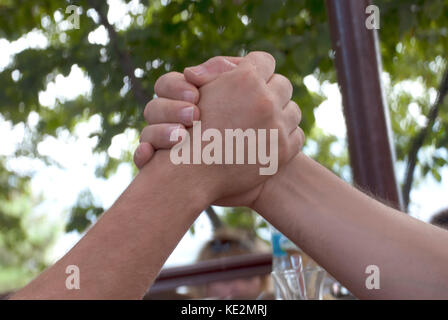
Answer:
[
  {"xmin": 138, "ymin": 150, "xmax": 216, "ymax": 212},
  {"xmin": 251, "ymin": 153, "xmax": 309, "ymax": 216}
]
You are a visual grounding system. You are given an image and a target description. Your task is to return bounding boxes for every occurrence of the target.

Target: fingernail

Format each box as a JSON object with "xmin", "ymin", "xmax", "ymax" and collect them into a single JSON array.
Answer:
[
  {"xmin": 135, "ymin": 144, "xmax": 142, "ymax": 157},
  {"xmin": 179, "ymin": 106, "xmax": 194, "ymax": 124},
  {"xmin": 187, "ymin": 65, "xmax": 207, "ymax": 77},
  {"xmin": 183, "ymin": 91, "xmax": 196, "ymax": 103}
]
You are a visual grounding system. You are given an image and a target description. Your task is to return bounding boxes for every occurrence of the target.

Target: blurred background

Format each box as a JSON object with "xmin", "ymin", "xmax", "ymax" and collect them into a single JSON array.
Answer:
[{"xmin": 0, "ymin": 0, "xmax": 447, "ymax": 296}]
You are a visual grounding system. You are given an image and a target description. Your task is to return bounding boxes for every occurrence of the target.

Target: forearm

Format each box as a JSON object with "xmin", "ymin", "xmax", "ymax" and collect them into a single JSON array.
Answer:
[
  {"xmin": 12, "ymin": 151, "xmax": 210, "ymax": 299},
  {"xmin": 254, "ymin": 153, "xmax": 448, "ymax": 299}
]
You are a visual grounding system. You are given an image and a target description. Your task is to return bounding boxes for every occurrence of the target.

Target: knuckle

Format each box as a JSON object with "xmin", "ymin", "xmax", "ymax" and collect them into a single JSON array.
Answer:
[
  {"xmin": 154, "ymin": 72, "xmax": 181, "ymax": 94},
  {"xmin": 294, "ymin": 112, "xmax": 300, "ymax": 127},
  {"xmin": 262, "ymin": 51, "xmax": 275, "ymax": 64},
  {"xmin": 275, "ymin": 73, "xmax": 288, "ymax": 83},
  {"xmin": 232, "ymin": 65, "xmax": 263, "ymax": 92},
  {"xmin": 295, "ymin": 103, "xmax": 302, "ymax": 124},
  {"xmin": 290, "ymin": 127, "xmax": 305, "ymax": 155},
  {"xmin": 278, "ymin": 141, "xmax": 289, "ymax": 163},
  {"xmin": 208, "ymin": 56, "xmax": 227, "ymax": 66},
  {"xmin": 281, "ymin": 75, "xmax": 293, "ymax": 97},
  {"xmin": 143, "ymin": 100, "xmax": 152, "ymax": 119},
  {"xmin": 256, "ymin": 91, "xmax": 276, "ymax": 115},
  {"xmin": 250, "ymin": 51, "xmax": 275, "ymax": 64},
  {"xmin": 290, "ymin": 101, "xmax": 301, "ymax": 124},
  {"xmin": 204, "ymin": 56, "xmax": 235, "ymax": 74},
  {"xmin": 298, "ymin": 127, "xmax": 306, "ymax": 147},
  {"xmin": 139, "ymin": 127, "xmax": 148, "ymax": 142},
  {"xmin": 248, "ymin": 51, "xmax": 276, "ymax": 72},
  {"xmin": 143, "ymin": 99, "xmax": 157, "ymax": 122},
  {"xmin": 277, "ymin": 123, "xmax": 291, "ymax": 152},
  {"xmin": 237, "ymin": 63, "xmax": 258, "ymax": 82},
  {"xmin": 272, "ymin": 73, "xmax": 293, "ymax": 99}
]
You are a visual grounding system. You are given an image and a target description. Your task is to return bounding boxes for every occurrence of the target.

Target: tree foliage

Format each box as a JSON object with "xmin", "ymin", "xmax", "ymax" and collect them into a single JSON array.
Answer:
[
  {"xmin": 0, "ymin": 159, "xmax": 57, "ymax": 291},
  {"xmin": 0, "ymin": 0, "xmax": 447, "ymax": 288}
]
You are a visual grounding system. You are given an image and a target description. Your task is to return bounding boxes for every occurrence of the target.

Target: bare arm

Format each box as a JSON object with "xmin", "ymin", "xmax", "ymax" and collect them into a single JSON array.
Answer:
[
  {"xmin": 253, "ymin": 153, "xmax": 448, "ymax": 299},
  {"xmin": 134, "ymin": 56, "xmax": 448, "ymax": 299},
  {"xmin": 12, "ymin": 52, "xmax": 298, "ymax": 300},
  {"xmin": 11, "ymin": 151, "xmax": 210, "ymax": 299}
]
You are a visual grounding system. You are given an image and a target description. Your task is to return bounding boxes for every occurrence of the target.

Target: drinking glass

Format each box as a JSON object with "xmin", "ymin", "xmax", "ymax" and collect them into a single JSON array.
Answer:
[{"xmin": 271, "ymin": 267, "xmax": 326, "ymax": 300}]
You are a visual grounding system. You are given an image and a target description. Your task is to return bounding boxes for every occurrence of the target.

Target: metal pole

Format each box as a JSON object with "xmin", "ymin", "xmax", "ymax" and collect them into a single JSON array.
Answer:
[{"xmin": 325, "ymin": 0, "xmax": 403, "ymax": 210}]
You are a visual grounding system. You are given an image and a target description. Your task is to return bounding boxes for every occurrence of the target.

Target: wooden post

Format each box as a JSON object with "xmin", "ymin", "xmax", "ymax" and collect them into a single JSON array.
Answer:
[{"xmin": 325, "ymin": 0, "xmax": 403, "ymax": 209}]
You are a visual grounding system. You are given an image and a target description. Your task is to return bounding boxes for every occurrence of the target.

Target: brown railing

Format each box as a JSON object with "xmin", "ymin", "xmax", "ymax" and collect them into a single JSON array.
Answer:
[
  {"xmin": 0, "ymin": 253, "xmax": 272, "ymax": 300},
  {"xmin": 147, "ymin": 253, "xmax": 272, "ymax": 295}
]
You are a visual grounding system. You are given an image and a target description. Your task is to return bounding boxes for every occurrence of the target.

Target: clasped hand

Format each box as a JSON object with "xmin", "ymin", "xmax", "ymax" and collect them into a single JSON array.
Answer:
[{"xmin": 134, "ymin": 52, "xmax": 304, "ymax": 208}]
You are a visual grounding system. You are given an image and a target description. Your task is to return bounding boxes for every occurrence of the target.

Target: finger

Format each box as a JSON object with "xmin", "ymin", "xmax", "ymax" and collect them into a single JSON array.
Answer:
[
  {"xmin": 184, "ymin": 56, "xmax": 242, "ymax": 87},
  {"xmin": 220, "ymin": 57, "xmax": 244, "ymax": 65},
  {"xmin": 139, "ymin": 124, "xmax": 187, "ymax": 149},
  {"xmin": 154, "ymin": 72, "xmax": 199, "ymax": 103},
  {"xmin": 133, "ymin": 142, "xmax": 154, "ymax": 170},
  {"xmin": 283, "ymin": 100, "xmax": 302, "ymax": 133},
  {"xmin": 144, "ymin": 98, "xmax": 200, "ymax": 126},
  {"xmin": 288, "ymin": 127, "xmax": 305, "ymax": 158},
  {"xmin": 267, "ymin": 74, "xmax": 293, "ymax": 108},
  {"xmin": 237, "ymin": 51, "xmax": 276, "ymax": 83}
]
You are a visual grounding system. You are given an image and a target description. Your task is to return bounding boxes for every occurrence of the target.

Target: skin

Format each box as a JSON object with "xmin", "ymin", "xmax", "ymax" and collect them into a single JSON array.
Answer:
[
  {"xmin": 136, "ymin": 56, "xmax": 448, "ymax": 299},
  {"xmin": 12, "ymin": 155, "xmax": 211, "ymax": 299},
  {"xmin": 11, "ymin": 52, "xmax": 301, "ymax": 299}
]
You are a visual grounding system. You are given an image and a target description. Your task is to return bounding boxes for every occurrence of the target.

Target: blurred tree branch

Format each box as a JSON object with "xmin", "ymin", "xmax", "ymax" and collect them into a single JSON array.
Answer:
[
  {"xmin": 88, "ymin": 0, "xmax": 149, "ymax": 105},
  {"xmin": 402, "ymin": 65, "xmax": 448, "ymax": 210},
  {"xmin": 88, "ymin": 0, "xmax": 222, "ymax": 229},
  {"xmin": 206, "ymin": 206, "xmax": 223, "ymax": 230}
]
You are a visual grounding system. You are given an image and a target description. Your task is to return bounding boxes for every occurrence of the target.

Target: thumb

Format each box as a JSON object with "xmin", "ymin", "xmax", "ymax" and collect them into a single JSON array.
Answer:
[
  {"xmin": 133, "ymin": 142, "xmax": 154, "ymax": 170},
  {"xmin": 184, "ymin": 56, "xmax": 242, "ymax": 87}
]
